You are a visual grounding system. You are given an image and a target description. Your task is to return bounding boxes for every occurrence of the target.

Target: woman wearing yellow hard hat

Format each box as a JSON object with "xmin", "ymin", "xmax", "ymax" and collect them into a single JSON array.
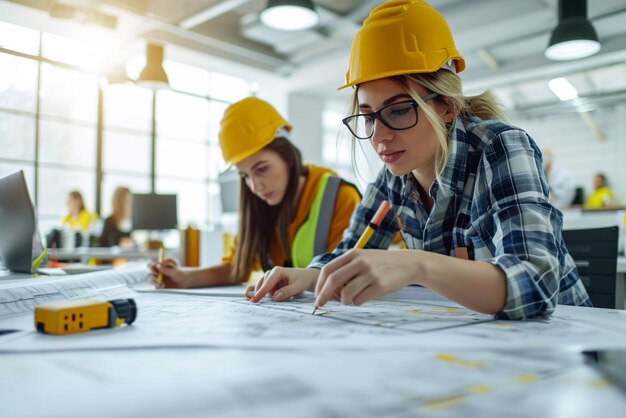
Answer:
[
  {"xmin": 252, "ymin": 0, "xmax": 591, "ymax": 319},
  {"xmin": 149, "ymin": 97, "xmax": 361, "ymax": 288}
]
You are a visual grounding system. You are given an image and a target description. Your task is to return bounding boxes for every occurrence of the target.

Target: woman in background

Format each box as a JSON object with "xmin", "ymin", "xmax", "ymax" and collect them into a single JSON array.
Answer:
[
  {"xmin": 149, "ymin": 97, "xmax": 361, "ymax": 288},
  {"xmin": 61, "ymin": 190, "xmax": 98, "ymax": 234},
  {"xmin": 585, "ymin": 172, "xmax": 618, "ymax": 209},
  {"xmin": 100, "ymin": 186, "xmax": 134, "ymax": 247}
]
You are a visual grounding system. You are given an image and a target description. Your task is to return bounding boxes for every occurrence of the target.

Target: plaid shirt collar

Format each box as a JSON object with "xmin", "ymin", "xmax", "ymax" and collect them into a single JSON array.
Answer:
[{"xmin": 399, "ymin": 116, "xmax": 472, "ymax": 202}]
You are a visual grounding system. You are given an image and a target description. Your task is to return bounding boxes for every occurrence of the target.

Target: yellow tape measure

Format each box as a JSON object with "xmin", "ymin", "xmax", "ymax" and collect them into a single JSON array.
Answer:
[{"xmin": 34, "ymin": 299, "xmax": 137, "ymax": 335}]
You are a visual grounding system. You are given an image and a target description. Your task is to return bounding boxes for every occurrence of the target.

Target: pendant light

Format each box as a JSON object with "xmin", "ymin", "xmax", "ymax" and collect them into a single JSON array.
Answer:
[
  {"xmin": 260, "ymin": 0, "xmax": 319, "ymax": 31},
  {"xmin": 546, "ymin": 0, "xmax": 600, "ymax": 61},
  {"xmin": 136, "ymin": 43, "xmax": 169, "ymax": 90}
]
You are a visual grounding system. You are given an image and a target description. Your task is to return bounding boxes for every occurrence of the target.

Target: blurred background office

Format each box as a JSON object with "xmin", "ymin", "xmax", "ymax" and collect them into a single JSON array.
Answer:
[{"xmin": 1, "ymin": 0, "xmax": 626, "ymax": 261}]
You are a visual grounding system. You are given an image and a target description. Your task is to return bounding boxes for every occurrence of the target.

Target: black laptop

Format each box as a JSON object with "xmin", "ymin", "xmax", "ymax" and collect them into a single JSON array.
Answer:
[
  {"xmin": 0, "ymin": 171, "xmax": 111, "ymax": 276},
  {"xmin": 0, "ymin": 170, "xmax": 43, "ymax": 273}
]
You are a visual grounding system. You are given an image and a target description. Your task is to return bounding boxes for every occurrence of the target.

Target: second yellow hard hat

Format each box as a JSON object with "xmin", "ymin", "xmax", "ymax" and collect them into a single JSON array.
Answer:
[
  {"xmin": 219, "ymin": 97, "xmax": 292, "ymax": 165},
  {"xmin": 340, "ymin": 0, "xmax": 465, "ymax": 90}
]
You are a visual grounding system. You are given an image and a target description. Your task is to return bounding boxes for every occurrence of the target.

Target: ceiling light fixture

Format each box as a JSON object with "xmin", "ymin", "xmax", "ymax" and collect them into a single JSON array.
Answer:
[
  {"xmin": 136, "ymin": 43, "xmax": 169, "ymax": 90},
  {"xmin": 545, "ymin": 0, "xmax": 600, "ymax": 61},
  {"xmin": 260, "ymin": 0, "xmax": 319, "ymax": 31},
  {"xmin": 549, "ymin": 77, "xmax": 578, "ymax": 101}
]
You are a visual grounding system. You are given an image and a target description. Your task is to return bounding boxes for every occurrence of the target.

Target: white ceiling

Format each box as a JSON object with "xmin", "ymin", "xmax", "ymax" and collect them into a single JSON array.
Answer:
[{"xmin": 4, "ymin": 0, "xmax": 626, "ymax": 112}]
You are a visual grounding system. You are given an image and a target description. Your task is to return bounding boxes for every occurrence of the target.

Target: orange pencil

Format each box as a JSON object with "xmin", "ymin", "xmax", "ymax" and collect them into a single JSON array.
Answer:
[{"xmin": 354, "ymin": 200, "xmax": 391, "ymax": 249}]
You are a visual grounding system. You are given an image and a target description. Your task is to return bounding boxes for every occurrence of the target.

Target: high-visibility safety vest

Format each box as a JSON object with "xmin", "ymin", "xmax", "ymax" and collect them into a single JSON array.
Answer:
[{"xmin": 290, "ymin": 173, "xmax": 343, "ymax": 268}]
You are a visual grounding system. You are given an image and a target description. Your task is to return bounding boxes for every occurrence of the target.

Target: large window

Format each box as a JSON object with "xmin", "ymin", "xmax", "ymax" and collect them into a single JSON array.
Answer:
[
  {"xmin": 0, "ymin": 20, "xmax": 259, "ymax": 239},
  {"xmin": 0, "ymin": 112, "xmax": 36, "ymax": 162},
  {"xmin": 0, "ymin": 21, "xmax": 39, "ymax": 55},
  {"xmin": 0, "ymin": 53, "xmax": 38, "ymax": 112},
  {"xmin": 154, "ymin": 62, "xmax": 249, "ymax": 228},
  {"xmin": 0, "ymin": 51, "xmax": 38, "ymax": 166},
  {"xmin": 37, "ymin": 61, "xmax": 99, "ymax": 234},
  {"xmin": 0, "ymin": 22, "xmax": 39, "ymax": 226},
  {"xmin": 156, "ymin": 90, "xmax": 211, "ymax": 226},
  {"xmin": 102, "ymin": 83, "xmax": 152, "ymax": 218}
]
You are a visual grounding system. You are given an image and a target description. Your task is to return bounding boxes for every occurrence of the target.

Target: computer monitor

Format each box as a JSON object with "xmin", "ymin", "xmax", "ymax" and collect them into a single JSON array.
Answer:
[
  {"xmin": 219, "ymin": 169, "xmax": 240, "ymax": 213},
  {"xmin": 131, "ymin": 193, "xmax": 178, "ymax": 230},
  {"xmin": 0, "ymin": 170, "xmax": 44, "ymax": 273}
]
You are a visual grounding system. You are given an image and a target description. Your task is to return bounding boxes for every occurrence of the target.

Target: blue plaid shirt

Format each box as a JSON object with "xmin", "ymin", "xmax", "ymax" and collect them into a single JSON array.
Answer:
[{"xmin": 310, "ymin": 116, "xmax": 591, "ymax": 319}]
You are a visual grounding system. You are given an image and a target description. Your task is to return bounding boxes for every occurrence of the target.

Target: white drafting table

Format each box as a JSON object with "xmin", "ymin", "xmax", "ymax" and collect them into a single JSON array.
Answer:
[{"xmin": 1, "ymin": 268, "xmax": 626, "ymax": 418}]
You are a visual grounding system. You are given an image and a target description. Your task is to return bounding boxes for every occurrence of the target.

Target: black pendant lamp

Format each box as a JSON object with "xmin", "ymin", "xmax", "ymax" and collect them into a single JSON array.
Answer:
[{"xmin": 545, "ymin": 0, "xmax": 600, "ymax": 61}]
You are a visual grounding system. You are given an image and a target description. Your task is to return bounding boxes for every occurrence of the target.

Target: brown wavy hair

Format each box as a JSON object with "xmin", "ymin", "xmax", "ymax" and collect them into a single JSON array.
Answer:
[{"xmin": 230, "ymin": 136, "xmax": 307, "ymax": 282}]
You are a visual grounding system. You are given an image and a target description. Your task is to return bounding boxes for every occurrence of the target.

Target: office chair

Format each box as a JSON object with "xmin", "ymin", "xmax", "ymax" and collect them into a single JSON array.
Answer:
[
  {"xmin": 571, "ymin": 186, "xmax": 585, "ymax": 205},
  {"xmin": 562, "ymin": 226, "xmax": 621, "ymax": 309}
]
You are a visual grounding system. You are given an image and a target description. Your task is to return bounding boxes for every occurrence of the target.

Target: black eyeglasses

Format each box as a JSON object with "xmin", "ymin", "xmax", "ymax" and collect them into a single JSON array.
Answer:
[{"xmin": 342, "ymin": 93, "xmax": 439, "ymax": 140}]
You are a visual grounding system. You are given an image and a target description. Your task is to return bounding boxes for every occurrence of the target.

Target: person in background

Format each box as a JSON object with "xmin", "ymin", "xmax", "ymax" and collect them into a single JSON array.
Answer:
[
  {"xmin": 542, "ymin": 148, "xmax": 575, "ymax": 209},
  {"xmin": 148, "ymin": 97, "xmax": 361, "ymax": 288},
  {"xmin": 586, "ymin": 172, "xmax": 618, "ymax": 209},
  {"xmin": 61, "ymin": 190, "xmax": 98, "ymax": 234},
  {"xmin": 250, "ymin": 0, "xmax": 590, "ymax": 319},
  {"xmin": 100, "ymin": 186, "xmax": 134, "ymax": 247}
]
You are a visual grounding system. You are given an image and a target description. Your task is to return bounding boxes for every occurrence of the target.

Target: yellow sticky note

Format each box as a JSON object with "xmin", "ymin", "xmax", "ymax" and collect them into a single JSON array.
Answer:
[
  {"xmin": 590, "ymin": 378, "xmax": 610, "ymax": 389},
  {"xmin": 422, "ymin": 395, "xmax": 465, "ymax": 412},
  {"xmin": 469, "ymin": 384, "xmax": 491, "ymax": 394},
  {"xmin": 435, "ymin": 353, "xmax": 487, "ymax": 368},
  {"xmin": 407, "ymin": 309, "xmax": 425, "ymax": 315},
  {"xmin": 517, "ymin": 374, "xmax": 538, "ymax": 384}
]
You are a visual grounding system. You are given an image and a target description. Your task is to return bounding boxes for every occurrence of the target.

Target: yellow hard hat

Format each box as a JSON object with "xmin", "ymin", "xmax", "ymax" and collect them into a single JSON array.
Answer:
[
  {"xmin": 219, "ymin": 97, "xmax": 292, "ymax": 165},
  {"xmin": 339, "ymin": 0, "xmax": 465, "ymax": 90}
]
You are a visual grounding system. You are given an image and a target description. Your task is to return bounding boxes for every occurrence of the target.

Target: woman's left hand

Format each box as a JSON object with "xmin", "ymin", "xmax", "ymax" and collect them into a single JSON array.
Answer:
[{"xmin": 314, "ymin": 249, "xmax": 421, "ymax": 308}]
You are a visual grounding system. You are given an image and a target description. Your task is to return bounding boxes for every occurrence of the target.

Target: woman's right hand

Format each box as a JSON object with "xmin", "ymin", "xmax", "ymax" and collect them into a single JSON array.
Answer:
[
  {"xmin": 148, "ymin": 258, "xmax": 189, "ymax": 289},
  {"xmin": 246, "ymin": 267, "xmax": 320, "ymax": 303}
]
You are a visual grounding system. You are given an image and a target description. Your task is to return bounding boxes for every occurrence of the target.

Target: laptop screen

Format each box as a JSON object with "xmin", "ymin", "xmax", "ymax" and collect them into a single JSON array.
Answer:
[{"xmin": 0, "ymin": 170, "xmax": 44, "ymax": 273}]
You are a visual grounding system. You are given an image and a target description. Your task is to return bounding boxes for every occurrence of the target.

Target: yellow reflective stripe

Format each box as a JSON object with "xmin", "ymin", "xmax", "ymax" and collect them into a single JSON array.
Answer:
[{"xmin": 291, "ymin": 173, "xmax": 331, "ymax": 268}]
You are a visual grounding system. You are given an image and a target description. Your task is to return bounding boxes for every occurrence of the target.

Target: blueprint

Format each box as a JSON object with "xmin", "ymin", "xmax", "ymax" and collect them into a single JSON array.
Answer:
[
  {"xmin": 2, "ymin": 269, "xmax": 626, "ymax": 418},
  {"xmin": 2, "ymin": 345, "xmax": 625, "ymax": 418},
  {"xmin": 2, "ymin": 288, "xmax": 626, "ymax": 353},
  {"xmin": 0, "ymin": 265, "xmax": 147, "ymax": 318}
]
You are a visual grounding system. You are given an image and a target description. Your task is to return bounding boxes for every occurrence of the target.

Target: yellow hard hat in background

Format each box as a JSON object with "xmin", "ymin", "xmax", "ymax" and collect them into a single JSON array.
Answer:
[
  {"xmin": 340, "ymin": 0, "xmax": 465, "ymax": 90},
  {"xmin": 219, "ymin": 97, "xmax": 292, "ymax": 165}
]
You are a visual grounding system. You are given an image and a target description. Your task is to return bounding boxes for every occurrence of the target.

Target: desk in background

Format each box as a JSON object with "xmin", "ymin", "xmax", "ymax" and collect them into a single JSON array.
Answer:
[{"xmin": 49, "ymin": 247, "xmax": 180, "ymax": 264}]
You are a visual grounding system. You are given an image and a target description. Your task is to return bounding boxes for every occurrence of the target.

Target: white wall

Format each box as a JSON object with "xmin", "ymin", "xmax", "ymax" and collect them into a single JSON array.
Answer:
[
  {"xmin": 287, "ymin": 92, "xmax": 325, "ymax": 165},
  {"xmin": 512, "ymin": 104, "xmax": 626, "ymax": 204}
]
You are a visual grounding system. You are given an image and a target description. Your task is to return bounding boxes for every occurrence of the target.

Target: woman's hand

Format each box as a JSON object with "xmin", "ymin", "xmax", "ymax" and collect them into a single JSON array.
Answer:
[
  {"xmin": 246, "ymin": 267, "xmax": 320, "ymax": 303},
  {"xmin": 314, "ymin": 249, "xmax": 420, "ymax": 308},
  {"xmin": 148, "ymin": 258, "xmax": 189, "ymax": 289}
]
